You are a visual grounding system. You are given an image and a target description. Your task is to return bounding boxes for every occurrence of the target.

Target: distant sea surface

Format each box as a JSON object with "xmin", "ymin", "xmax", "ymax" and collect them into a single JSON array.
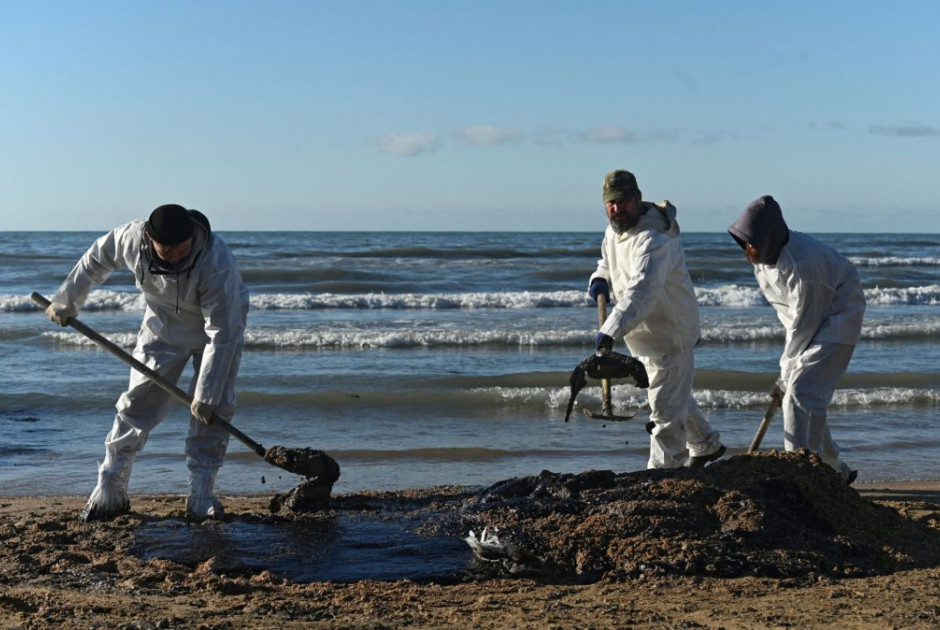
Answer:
[{"xmin": 2, "ymin": 230, "xmax": 939, "ymax": 497}]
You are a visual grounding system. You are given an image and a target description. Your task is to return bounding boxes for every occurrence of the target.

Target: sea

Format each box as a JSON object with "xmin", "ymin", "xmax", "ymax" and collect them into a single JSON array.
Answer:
[{"xmin": 2, "ymin": 230, "xmax": 939, "ymax": 498}]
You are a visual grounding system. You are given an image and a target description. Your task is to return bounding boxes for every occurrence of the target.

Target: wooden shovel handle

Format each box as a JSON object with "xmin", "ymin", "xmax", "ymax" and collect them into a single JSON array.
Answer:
[
  {"xmin": 748, "ymin": 387, "xmax": 784, "ymax": 453},
  {"xmin": 596, "ymin": 294, "xmax": 613, "ymax": 414}
]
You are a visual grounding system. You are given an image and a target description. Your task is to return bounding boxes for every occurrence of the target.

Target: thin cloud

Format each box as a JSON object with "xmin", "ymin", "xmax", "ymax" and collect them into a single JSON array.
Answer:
[
  {"xmin": 580, "ymin": 125, "xmax": 639, "ymax": 144},
  {"xmin": 580, "ymin": 125, "xmax": 677, "ymax": 144},
  {"xmin": 458, "ymin": 126, "xmax": 524, "ymax": 146},
  {"xmin": 377, "ymin": 132, "xmax": 441, "ymax": 156},
  {"xmin": 869, "ymin": 123, "xmax": 940, "ymax": 138}
]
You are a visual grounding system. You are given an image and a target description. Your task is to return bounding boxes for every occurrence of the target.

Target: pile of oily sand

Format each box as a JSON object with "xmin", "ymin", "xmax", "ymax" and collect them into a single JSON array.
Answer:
[{"xmin": 459, "ymin": 450, "xmax": 940, "ymax": 582}]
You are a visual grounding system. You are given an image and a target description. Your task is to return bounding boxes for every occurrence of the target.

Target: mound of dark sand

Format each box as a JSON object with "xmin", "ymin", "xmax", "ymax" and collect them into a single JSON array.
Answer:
[
  {"xmin": 269, "ymin": 477, "xmax": 334, "ymax": 513},
  {"xmin": 458, "ymin": 450, "xmax": 940, "ymax": 582}
]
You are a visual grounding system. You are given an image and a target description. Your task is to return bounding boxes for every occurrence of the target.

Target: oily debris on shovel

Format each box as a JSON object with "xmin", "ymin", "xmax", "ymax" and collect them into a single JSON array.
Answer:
[
  {"xmin": 264, "ymin": 445, "xmax": 341, "ymax": 481},
  {"xmin": 564, "ymin": 350, "xmax": 649, "ymax": 422},
  {"xmin": 265, "ymin": 446, "xmax": 341, "ymax": 514}
]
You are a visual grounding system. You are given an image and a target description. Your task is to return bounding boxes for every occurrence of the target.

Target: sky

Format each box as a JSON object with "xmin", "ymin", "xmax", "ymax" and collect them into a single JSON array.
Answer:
[{"xmin": 2, "ymin": 1, "xmax": 939, "ymax": 233}]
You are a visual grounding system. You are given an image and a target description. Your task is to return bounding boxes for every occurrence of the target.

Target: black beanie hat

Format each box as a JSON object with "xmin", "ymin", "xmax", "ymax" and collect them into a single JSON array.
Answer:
[{"xmin": 146, "ymin": 204, "xmax": 194, "ymax": 245}]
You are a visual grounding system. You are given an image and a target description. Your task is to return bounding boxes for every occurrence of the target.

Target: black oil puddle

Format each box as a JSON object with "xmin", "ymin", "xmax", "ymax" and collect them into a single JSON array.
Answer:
[{"xmin": 131, "ymin": 512, "xmax": 472, "ymax": 584}]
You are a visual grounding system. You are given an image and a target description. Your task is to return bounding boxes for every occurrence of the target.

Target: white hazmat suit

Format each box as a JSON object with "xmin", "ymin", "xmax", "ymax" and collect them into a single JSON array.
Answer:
[
  {"xmin": 590, "ymin": 201, "xmax": 723, "ymax": 468},
  {"xmin": 729, "ymin": 195, "xmax": 865, "ymax": 481},
  {"xmin": 48, "ymin": 212, "xmax": 249, "ymax": 520}
]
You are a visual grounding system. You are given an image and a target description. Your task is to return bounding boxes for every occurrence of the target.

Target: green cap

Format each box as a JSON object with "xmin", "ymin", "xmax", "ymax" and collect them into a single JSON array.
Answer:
[{"xmin": 602, "ymin": 170, "xmax": 639, "ymax": 204}]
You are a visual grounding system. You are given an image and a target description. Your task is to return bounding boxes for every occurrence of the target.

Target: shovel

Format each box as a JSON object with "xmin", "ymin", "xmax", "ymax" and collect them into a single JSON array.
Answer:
[
  {"xmin": 581, "ymin": 294, "xmax": 638, "ymax": 421},
  {"xmin": 31, "ymin": 292, "xmax": 339, "ymax": 482},
  {"xmin": 748, "ymin": 385, "xmax": 785, "ymax": 453}
]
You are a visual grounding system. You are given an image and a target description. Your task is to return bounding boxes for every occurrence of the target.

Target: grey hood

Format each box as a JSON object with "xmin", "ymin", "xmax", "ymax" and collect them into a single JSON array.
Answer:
[{"xmin": 728, "ymin": 195, "xmax": 790, "ymax": 265}]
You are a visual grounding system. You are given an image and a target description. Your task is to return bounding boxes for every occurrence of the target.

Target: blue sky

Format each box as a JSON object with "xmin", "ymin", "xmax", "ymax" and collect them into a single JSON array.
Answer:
[{"xmin": 2, "ymin": 1, "xmax": 939, "ymax": 232}]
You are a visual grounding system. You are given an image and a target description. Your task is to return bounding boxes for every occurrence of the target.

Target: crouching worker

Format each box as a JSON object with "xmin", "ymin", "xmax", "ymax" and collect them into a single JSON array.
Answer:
[
  {"xmin": 45, "ymin": 204, "xmax": 250, "ymax": 521},
  {"xmin": 728, "ymin": 195, "xmax": 865, "ymax": 482},
  {"xmin": 588, "ymin": 169, "xmax": 724, "ymax": 469}
]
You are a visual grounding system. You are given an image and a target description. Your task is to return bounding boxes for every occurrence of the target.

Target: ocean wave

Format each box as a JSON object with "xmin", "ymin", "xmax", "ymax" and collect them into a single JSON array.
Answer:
[
  {"xmin": 42, "ymin": 330, "xmax": 139, "ymax": 348},
  {"xmin": 702, "ymin": 319, "xmax": 940, "ymax": 342},
  {"xmin": 250, "ymin": 291, "xmax": 586, "ymax": 310},
  {"xmin": 696, "ymin": 284, "xmax": 940, "ymax": 308},
  {"xmin": 241, "ymin": 329, "xmax": 590, "ymax": 349},
  {"xmin": 1, "ymin": 290, "xmax": 144, "ymax": 313},
  {"xmin": 488, "ymin": 386, "xmax": 940, "ymax": 411},
  {"xmin": 6, "ymin": 283, "xmax": 940, "ymax": 314},
  {"xmin": 864, "ymin": 285, "xmax": 940, "ymax": 306},
  {"xmin": 694, "ymin": 285, "xmax": 766, "ymax": 308},
  {"xmin": 39, "ymin": 317, "xmax": 940, "ymax": 350},
  {"xmin": 850, "ymin": 256, "xmax": 940, "ymax": 267},
  {"xmin": 40, "ymin": 328, "xmax": 588, "ymax": 349},
  {"xmin": 695, "ymin": 387, "xmax": 940, "ymax": 409}
]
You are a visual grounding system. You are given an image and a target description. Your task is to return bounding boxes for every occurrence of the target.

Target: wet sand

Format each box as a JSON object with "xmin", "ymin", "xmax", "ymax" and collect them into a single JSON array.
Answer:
[{"xmin": 2, "ymin": 453, "xmax": 940, "ymax": 629}]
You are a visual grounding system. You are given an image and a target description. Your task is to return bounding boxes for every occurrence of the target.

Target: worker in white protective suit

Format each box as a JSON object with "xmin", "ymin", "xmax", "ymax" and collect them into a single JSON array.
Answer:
[
  {"xmin": 45, "ymin": 204, "xmax": 250, "ymax": 521},
  {"xmin": 588, "ymin": 170, "xmax": 725, "ymax": 469},
  {"xmin": 728, "ymin": 195, "xmax": 865, "ymax": 483}
]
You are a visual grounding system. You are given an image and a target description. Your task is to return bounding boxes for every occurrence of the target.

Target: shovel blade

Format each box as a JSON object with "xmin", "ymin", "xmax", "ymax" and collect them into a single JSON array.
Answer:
[
  {"xmin": 583, "ymin": 408, "xmax": 637, "ymax": 421},
  {"xmin": 264, "ymin": 446, "xmax": 341, "ymax": 482}
]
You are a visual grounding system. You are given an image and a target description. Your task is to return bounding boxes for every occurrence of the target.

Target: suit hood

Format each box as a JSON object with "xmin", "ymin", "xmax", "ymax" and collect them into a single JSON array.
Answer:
[{"xmin": 627, "ymin": 200, "xmax": 680, "ymax": 238}]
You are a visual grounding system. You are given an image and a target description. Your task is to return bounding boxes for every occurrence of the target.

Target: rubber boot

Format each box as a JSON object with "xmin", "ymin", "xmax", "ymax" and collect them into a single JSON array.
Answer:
[
  {"xmin": 186, "ymin": 471, "xmax": 225, "ymax": 522},
  {"xmin": 79, "ymin": 456, "xmax": 134, "ymax": 522}
]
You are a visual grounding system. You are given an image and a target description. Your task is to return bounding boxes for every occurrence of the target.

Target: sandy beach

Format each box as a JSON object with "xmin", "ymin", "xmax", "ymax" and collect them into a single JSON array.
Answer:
[{"xmin": 2, "ymin": 453, "xmax": 940, "ymax": 629}]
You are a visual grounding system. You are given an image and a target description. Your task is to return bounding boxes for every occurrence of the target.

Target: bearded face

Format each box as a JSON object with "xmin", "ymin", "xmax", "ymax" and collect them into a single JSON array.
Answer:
[
  {"xmin": 605, "ymin": 196, "xmax": 641, "ymax": 234},
  {"xmin": 609, "ymin": 212, "xmax": 639, "ymax": 234}
]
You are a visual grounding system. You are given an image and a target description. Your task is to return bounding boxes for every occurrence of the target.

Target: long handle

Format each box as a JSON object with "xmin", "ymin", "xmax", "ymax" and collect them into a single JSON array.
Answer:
[
  {"xmin": 748, "ymin": 387, "xmax": 784, "ymax": 453},
  {"xmin": 596, "ymin": 293, "xmax": 613, "ymax": 416},
  {"xmin": 31, "ymin": 292, "xmax": 266, "ymax": 457}
]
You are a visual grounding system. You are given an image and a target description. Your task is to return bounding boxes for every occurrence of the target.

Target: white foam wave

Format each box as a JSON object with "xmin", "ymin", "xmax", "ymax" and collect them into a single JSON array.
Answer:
[
  {"xmin": 864, "ymin": 285, "xmax": 940, "ymax": 306},
  {"xmin": 473, "ymin": 386, "xmax": 650, "ymax": 411},
  {"xmin": 40, "ymin": 319, "xmax": 940, "ymax": 350},
  {"xmin": 829, "ymin": 388, "xmax": 940, "ymax": 407},
  {"xmin": 6, "ymin": 283, "xmax": 940, "ymax": 314},
  {"xmin": 43, "ymin": 330, "xmax": 138, "ymax": 348},
  {"xmin": 696, "ymin": 387, "xmax": 940, "ymax": 409},
  {"xmin": 250, "ymin": 291, "xmax": 586, "ymax": 310},
  {"xmin": 861, "ymin": 321, "xmax": 940, "ymax": 339},
  {"xmin": 489, "ymin": 386, "xmax": 940, "ymax": 411},
  {"xmin": 1, "ymin": 290, "xmax": 143, "ymax": 313},
  {"xmin": 700, "ymin": 325, "xmax": 782, "ymax": 343},
  {"xmin": 850, "ymin": 256, "xmax": 940, "ymax": 267},
  {"xmin": 697, "ymin": 284, "xmax": 940, "ymax": 308},
  {"xmin": 706, "ymin": 319, "xmax": 940, "ymax": 342},
  {"xmin": 44, "ymin": 328, "xmax": 581, "ymax": 349},
  {"xmin": 695, "ymin": 285, "xmax": 765, "ymax": 308},
  {"xmin": 240, "ymin": 329, "xmax": 588, "ymax": 349}
]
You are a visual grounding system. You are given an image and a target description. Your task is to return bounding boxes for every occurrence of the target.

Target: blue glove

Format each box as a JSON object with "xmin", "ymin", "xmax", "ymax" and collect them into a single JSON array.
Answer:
[
  {"xmin": 588, "ymin": 278, "xmax": 610, "ymax": 304},
  {"xmin": 594, "ymin": 332, "xmax": 614, "ymax": 354}
]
